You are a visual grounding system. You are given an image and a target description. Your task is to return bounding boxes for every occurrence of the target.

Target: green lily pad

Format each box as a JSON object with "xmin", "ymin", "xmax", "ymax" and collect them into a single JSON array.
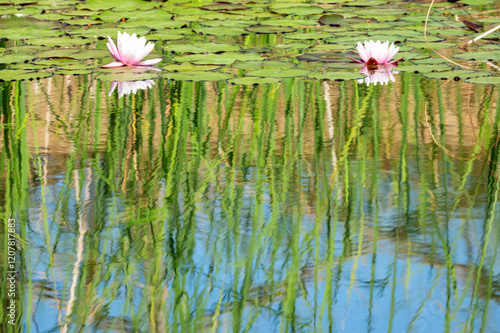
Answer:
[
  {"xmin": 61, "ymin": 19, "xmax": 103, "ymax": 26},
  {"xmin": 56, "ymin": 68, "xmax": 94, "ymax": 75},
  {"xmin": 70, "ymin": 27, "xmax": 150, "ymax": 38},
  {"xmin": 118, "ymin": 20, "xmax": 187, "ymax": 30},
  {"xmin": 246, "ymin": 68, "xmax": 310, "ymax": 78},
  {"xmin": 307, "ymin": 72, "xmax": 365, "ymax": 81},
  {"xmin": 0, "ymin": 53, "xmax": 34, "ymax": 64},
  {"xmin": 96, "ymin": 70, "xmax": 160, "ymax": 82},
  {"xmin": 318, "ymin": 14, "xmax": 345, "ymax": 26},
  {"xmin": 271, "ymin": 5, "xmax": 324, "ymax": 16},
  {"xmin": 27, "ymin": 36, "xmax": 92, "ymax": 47},
  {"xmin": 200, "ymin": 3, "xmax": 249, "ymax": 12},
  {"xmin": 244, "ymin": 25, "xmax": 297, "ymax": 34},
  {"xmin": 421, "ymin": 70, "xmax": 491, "ymax": 80},
  {"xmin": 285, "ymin": 32, "xmax": 330, "ymax": 40},
  {"xmin": 397, "ymin": 64, "xmax": 452, "ymax": 73},
  {"xmin": 35, "ymin": 49, "xmax": 80, "ymax": 58},
  {"xmin": 264, "ymin": 19, "xmax": 319, "ymax": 28},
  {"xmin": 228, "ymin": 77, "xmax": 281, "ymax": 85},
  {"xmin": 297, "ymin": 52, "xmax": 343, "ymax": 63},
  {"xmin": 0, "ymin": 69, "xmax": 53, "ymax": 82},
  {"xmin": 0, "ymin": 27, "xmax": 60, "ymax": 39},
  {"xmin": 145, "ymin": 32, "xmax": 186, "ymax": 41},
  {"xmin": 71, "ymin": 49, "xmax": 110, "ymax": 60},
  {"xmin": 465, "ymin": 76, "xmax": 500, "ymax": 84},
  {"xmin": 161, "ymin": 71, "xmax": 234, "ymax": 81},
  {"xmin": 192, "ymin": 27, "xmax": 249, "ymax": 36},
  {"xmin": 173, "ymin": 52, "xmax": 264, "ymax": 65},
  {"xmin": 161, "ymin": 63, "xmax": 222, "ymax": 71},
  {"xmin": 453, "ymin": 51, "xmax": 500, "ymax": 61},
  {"xmin": 232, "ymin": 60, "xmax": 296, "ymax": 70},
  {"xmin": 167, "ymin": 43, "xmax": 239, "ymax": 54}
]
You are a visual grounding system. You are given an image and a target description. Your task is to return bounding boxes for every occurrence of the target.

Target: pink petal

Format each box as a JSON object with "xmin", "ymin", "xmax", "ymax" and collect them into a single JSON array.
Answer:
[
  {"xmin": 136, "ymin": 58, "xmax": 162, "ymax": 66},
  {"xmin": 107, "ymin": 36, "xmax": 121, "ymax": 61},
  {"xmin": 108, "ymin": 81, "xmax": 118, "ymax": 96},
  {"xmin": 101, "ymin": 61, "xmax": 125, "ymax": 68}
]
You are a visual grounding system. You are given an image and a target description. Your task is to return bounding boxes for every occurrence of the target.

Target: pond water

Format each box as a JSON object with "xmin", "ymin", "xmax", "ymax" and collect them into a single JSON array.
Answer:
[{"xmin": 1, "ymin": 0, "xmax": 500, "ymax": 333}]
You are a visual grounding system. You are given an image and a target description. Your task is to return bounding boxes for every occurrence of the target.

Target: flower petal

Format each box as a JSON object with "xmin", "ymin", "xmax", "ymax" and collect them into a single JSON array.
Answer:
[
  {"xmin": 106, "ymin": 36, "xmax": 120, "ymax": 61},
  {"xmin": 136, "ymin": 58, "xmax": 162, "ymax": 66},
  {"xmin": 101, "ymin": 61, "xmax": 125, "ymax": 68}
]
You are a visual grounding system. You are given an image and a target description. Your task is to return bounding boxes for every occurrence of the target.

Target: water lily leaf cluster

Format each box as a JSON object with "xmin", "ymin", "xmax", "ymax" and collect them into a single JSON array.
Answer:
[{"xmin": 0, "ymin": 0, "xmax": 499, "ymax": 83}]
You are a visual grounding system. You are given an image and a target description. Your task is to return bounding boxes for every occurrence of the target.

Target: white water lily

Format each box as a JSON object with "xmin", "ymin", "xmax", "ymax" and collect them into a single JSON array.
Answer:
[
  {"xmin": 108, "ymin": 80, "xmax": 156, "ymax": 98},
  {"xmin": 349, "ymin": 40, "xmax": 403, "ymax": 65},
  {"xmin": 357, "ymin": 64, "xmax": 398, "ymax": 86},
  {"xmin": 102, "ymin": 32, "xmax": 162, "ymax": 68}
]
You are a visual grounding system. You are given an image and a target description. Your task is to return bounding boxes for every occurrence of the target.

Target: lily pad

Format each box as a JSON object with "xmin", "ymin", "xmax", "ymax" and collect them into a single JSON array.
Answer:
[
  {"xmin": 318, "ymin": 14, "xmax": 345, "ymax": 27},
  {"xmin": 96, "ymin": 70, "xmax": 160, "ymax": 82},
  {"xmin": 421, "ymin": 70, "xmax": 491, "ymax": 80},
  {"xmin": 173, "ymin": 52, "xmax": 264, "ymax": 65},
  {"xmin": 232, "ymin": 60, "xmax": 296, "ymax": 70},
  {"xmin": 35, "ymin": 49, "xmax": 80, "ymax": 59},
  {"xmin": 271, "ymin": 5, "xmax": 324, "ymax": 16},
  {"xmin": 244, "ymin": 25, "xmax": 297, "ymax": 34},
  {"xmin": 167, "ymin": 43, "xmax": 239, "ymax": 54},
  {"xmin": 161, "ymin": 71, "xmax": 234, "ymax": 81},
  {"xmin": 0, "ymin": 53, "xmax": 34, "ymax": 64},
  {"xmin": 465, "ymin": 76, "xmax": 500, "ymax": 84},
  {"xmin": 453, "ymin": 51, "xmax": 500, "ymax": 61},
  {"xmin": 0, "ymin": 69, "xmax": 53, "ymax": 82},
  {"xmin": 27, "ymin": 36, "xmax": 92, "ymax": 47},
  {"xmin": 246, "ymin": 69, "xmax": 310, "ymax": 78},
  {"xmin": 228, "ymin": 77, "xmax": 281, "ymax": 85},
  {"xmin": 307, "ymin": 72, "xmax": 365, "ymax": 81},
  {"xmin": 200, "ymin": 3, "xmax": 249, "ymax": 12},
  {"xmin": 161, "ymin": 63, "xmax": 222, "ymax": 71}
]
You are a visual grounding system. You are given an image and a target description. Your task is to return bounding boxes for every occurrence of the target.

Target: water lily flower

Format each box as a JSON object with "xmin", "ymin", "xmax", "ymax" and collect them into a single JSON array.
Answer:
[
  {"xmin": 348, "ymin": 40, "xmax": 403, "ymax": 66},
  {"xmin": 109, "ymin": 80, "xmax": 156, "ymax": 98},
  {"xmin": 357, "ymin": 64, "xmax": 398, "ymax": 86},
  {"xmin": 102, "ymin": 32, "xmax": 162, "ymax": 68}
]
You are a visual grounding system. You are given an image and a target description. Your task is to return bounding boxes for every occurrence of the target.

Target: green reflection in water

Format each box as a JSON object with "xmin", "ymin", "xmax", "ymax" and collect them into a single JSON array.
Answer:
[{"xmin": 1, "ymin": 75, "xmax": 500, "ymax": 333}]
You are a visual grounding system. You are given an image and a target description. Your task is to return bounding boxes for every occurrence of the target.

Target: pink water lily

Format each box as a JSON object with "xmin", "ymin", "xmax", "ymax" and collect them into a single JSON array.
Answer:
[
  {"xmin": 348, "ymin": 40, "xmax": 403, "ymax": 66},
  {"xmin": 102, "ymin": 31, "xmax": 162, "ymax": 68}
]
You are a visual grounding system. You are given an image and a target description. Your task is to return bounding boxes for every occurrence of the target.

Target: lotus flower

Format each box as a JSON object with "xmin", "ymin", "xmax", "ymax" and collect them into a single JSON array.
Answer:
[
  {"xmin": 102, "ymin": 32, "xmax": 162, "ymax": 68},
  {"xmin": 109, "ymin": 80, "xmax": 155, "ymax": 98},
  {"xmin": 357, "ymin": 64, "xmax": 398, "ymax": 86},
  {"xmin": 348, "ymin": 40, "xmax": 403, "ymax": 66}
]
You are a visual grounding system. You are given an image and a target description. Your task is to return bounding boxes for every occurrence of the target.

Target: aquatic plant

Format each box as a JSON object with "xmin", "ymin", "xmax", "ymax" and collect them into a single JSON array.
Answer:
[
  {"xmin": 348, "ymin": 40, "xmax": 403, "ymax": 66},
  {"xmin": 102, "ymin": 31, "xmax": 162, "ymax": 68}
]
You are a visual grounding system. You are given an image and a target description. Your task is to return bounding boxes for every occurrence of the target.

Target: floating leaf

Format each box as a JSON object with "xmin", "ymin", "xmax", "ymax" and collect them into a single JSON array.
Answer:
[
  {"xmin": 0, "ymin": 69, "xmax": 52, "ymax": 81},
  {"xmin": 228, "ymin": 77, "xmax": 281, "ymax": 85},
  {"xmin": 173, "ymin": 52, "xmax": 263, "ymax": 65},
  {"xmin": 453, "ymin": 51, "xmax": 500, "ymax": 61},
  {"xmin": 162, "ymin": 63, "xmax": 222, "ymax": 71},
  {"xmin": 0, "ymin": 53, "xmax": 34, "ymax": 64},
  {"xmin": 307, "ymin": 72, "xmax": 364, "ymax": 81},
  {"xmin": 318, "ymin": 14, "xmax": 345, "ymax": 27},
  {"xmin": 246, "ymin": 68, "xmax": 310, "ymax": 78},
  {"xmin": 35, "ymin": 49, "xmax": 80, "ymax": 58},
  {"xmin": 167, "ymin": 43, "xmax": 239, "ymax": 54},
  {"xmin": 465, "ymin": 76, "xmax": 500, "ymax": 84},
  {"xmin": 232, "ymin": 60, "xmax": 295, "ymax": 70},
  {"xmin": 200, "ymin": 3, "xmax": 249, "ymax": 12},
  {"xmin": 27, "ymin": 36, "xmax": 92, "ymax": 47},
  {"xmin": 161, "ymin": 71, "xmax": 234, "ymax": 81},
  {"xmin": 421, "ymin": 70, "xmax": 491, "ymax": 80},
  {"xmin": 244, "ymin": 25, "xmax": 297, "ymax": 34},
  {"xmin": 271, "ymin": 5, "xmax": 324, "ymax": 16}
]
